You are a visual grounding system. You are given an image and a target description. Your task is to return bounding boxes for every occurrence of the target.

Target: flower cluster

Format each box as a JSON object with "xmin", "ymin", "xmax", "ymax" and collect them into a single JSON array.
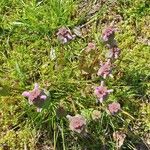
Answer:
[
  {"xmin": 102, "ymin": 26, "xmax": 120, "ymax": 60},
  {"xmin": 102, "ymin": 27, "xmax": 115, "ymax": 43},
  {"xmin": 94, "ymin": 81, "xmax": 113, "ymax": 103},
  {"xmin": 21, "ymin": 26, "xmax": 123, "ymax": 140},
  {"xmin": 97, "ymin": 60, "xmax": 112, "ymax": 78},
  {"xmin": 108, "ymin": 102, "xmax": 121, "ymax": 115},
  {"xmin": 56, "ymin": 27, "xmax": 75, "ymax": 44},
  {"xmin": 66, "ymin": 114, "xmax": 86, "ymax": 134},
  {"xmin": 64, "ymin": 26, "xmax": 122, "ymax": 134},
  {"xmin": 22, "ymin": 83, "xmax": 47, "ymax": 112},
  {"xmin": 95, "ymin": 26, "xmax": 121, "ymax": 115}
]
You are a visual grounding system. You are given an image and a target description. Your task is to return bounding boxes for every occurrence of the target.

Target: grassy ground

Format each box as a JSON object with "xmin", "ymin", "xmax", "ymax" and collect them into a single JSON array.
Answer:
[{"xmin": 0, "ymin": 0, "xmax": 150, "ymax": 149}]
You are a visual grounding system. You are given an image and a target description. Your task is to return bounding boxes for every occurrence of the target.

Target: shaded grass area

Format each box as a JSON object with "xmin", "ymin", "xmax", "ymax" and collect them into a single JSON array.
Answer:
[{"xmin": 0, "ymin": 0, "xmax": 150, "ymax": 149}]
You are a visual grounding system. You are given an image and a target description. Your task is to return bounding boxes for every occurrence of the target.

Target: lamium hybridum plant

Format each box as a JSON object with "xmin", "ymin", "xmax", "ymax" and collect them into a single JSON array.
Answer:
[
  {"xmin": 22, "ymin": 83, "xmax": 47, "ymax": 112},
  {"xmin": 56, "ymin": 27, "xmax": 75, "ymax": 44},
  {"xmin": 63, "ymin": 26, "xmax": 124, "ymax": 141},
  {"xmin": 102, "ymin": 27, "xmax": 121, "ymax": 61},
  {"xmin": 108, "ymin": 102, "xmax": 121, "ymax": 115},
  {"xmin": 94, "ymin": 81, "xmax": 113, "ymax": 103},
  {"xmin": 102, "ymin": 27, "xmax": 116, "ymax": 47},
  {"xmin": 97, "ymin": 59, "xmax": 113, "ymax": 79},
  {"xmin": 66, "ymin": 114, "xmax": 86, "ymax": 134},
  {"xmin": 20, "ymin": 25, "xmax": 130, "ymax": 149},
  {"xmin": 1, "ymin": 1, "xmax": 149, "ymax": 149}
]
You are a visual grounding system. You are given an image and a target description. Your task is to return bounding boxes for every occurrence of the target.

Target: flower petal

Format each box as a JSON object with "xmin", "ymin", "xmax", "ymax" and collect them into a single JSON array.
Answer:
[
  {"xmin": 34, "ymin": 83, "xmax": 39, "ymax": 90},
  {"xmin": 107, "ymin": 89, "xmax": 113, "ymax": 93},
  {"xmin": 22, "ymin": 91, "xmax": 30, "ymax": 97},
  {"xmin": 99, "ymin": 97, "xmax": 103, "ymax": 103},
  {"xmin": 66, "ymin": 115, "xmax": 72, "ymax": 121},
  {"xmin": 40, "ymin": 95, "xmax": 47, "ymax": 100}
]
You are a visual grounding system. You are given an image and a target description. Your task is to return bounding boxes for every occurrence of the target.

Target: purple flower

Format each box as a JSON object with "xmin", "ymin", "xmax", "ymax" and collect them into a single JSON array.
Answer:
[
  {"xmin": 56, "ymin": 27, "xmax": 75, "ymax": 44},
  {"xmin": 66, "ymin": 114, "xmax": 86, "ymax": 134},
  {"xmin": 107, "ymin": 46, "xmax": 120, "ymax": 59},
  {"xmin": 108, "ymin": 102, "xmax": 121, "ymax": 114},
  {"xmin": 94, "ymin": 81, "xmax": 113, "ymax": 103},
  {"xmin": 102, "ymin": 27, "xmax": 117, "ymax": 47},
  {"xmin": 97, "ymin": 60, "xmax": 112, "ymax": 78},
  {"xmin": 22, "ymin": 83, "xmax": 47, "ymax": 112},
  {"xmin": 102, "ymin": 27, "xmax": 115, "ymax": 42}
]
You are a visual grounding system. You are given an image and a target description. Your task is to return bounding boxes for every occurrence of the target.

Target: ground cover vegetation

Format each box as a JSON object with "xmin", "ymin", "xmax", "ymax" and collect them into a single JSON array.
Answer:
[{"xmin": 0, "ymin": 0, "xmax": 150, "ymax": 149}]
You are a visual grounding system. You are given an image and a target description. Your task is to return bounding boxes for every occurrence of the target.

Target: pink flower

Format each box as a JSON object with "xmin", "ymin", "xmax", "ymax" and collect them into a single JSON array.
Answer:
[
  {"xmin": 102, "ymin": 27, "xmax": 115, "ymax": 42},
  {"xmin": 102, "ymin": 27, "xmax": 117, "ymax": 48},
  {"xmin": 85, "ymin": 42, "xmax": 96, "ymax": 53},
  {"xmin": 66, "ymin": 114, "xmax": 86, "ymax": 134},
  {"xmin": 56, "ymin": 27, "xmax": 75, "ymax": 44},
  {"xmin": 94, "ymin": 81, "xmax": 113, "ymax": 103},
  {"xmin": 108, "ymin": 102, "xmax": 121, "ymax": 114},
  {"xmin": 97, "ymin": 60, "xmax": 112, "ymax": 78},
  {"xmin": 22, "ymin": 83, "xmax": 47, "ymax": 112}
]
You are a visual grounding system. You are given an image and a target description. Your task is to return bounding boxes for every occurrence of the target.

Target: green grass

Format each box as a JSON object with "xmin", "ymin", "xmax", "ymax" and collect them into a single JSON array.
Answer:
[{"xmin": 0, "ymin": 0, "xmax": 150, "ymax": 149}]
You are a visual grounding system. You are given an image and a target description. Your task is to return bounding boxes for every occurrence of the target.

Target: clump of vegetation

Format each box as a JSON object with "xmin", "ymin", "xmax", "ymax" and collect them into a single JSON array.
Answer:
[{"xmin": 0, "ymin": 0, "xmax": 149, "ymax": 149}]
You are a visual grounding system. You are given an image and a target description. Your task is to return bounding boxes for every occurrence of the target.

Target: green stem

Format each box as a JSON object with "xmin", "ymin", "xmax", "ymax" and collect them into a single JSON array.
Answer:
[{"xmin": 61, "ymin": 120, "xmax": 66, "ymax": 150}]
